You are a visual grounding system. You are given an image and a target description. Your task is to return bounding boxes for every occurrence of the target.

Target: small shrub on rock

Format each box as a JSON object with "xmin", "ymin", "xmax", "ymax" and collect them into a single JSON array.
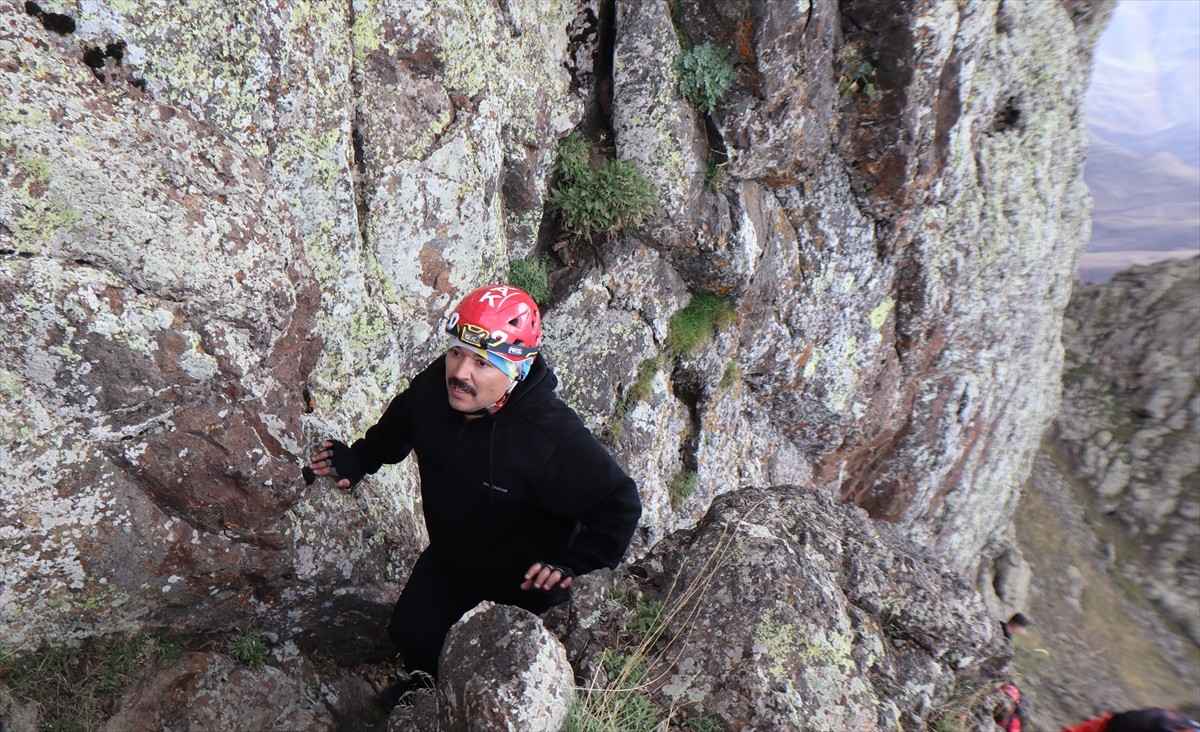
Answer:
[
  {"xmin": 668, "ymin": 469, "xmax": 698, "ymax": 509},
  {"xmin": 676, "ymin": 42, "xmax": 734, "ymax": 115},
  {"xmin": 226, "ymin": 628, "xmax": 269, "ymax": 669},
  {"xmin": 551, "ymin": 133, "xmax": 657, "ymax": 239},
  {"xmin": 837, "ymin": 42, "xmax": 882, "ymax": 101}
]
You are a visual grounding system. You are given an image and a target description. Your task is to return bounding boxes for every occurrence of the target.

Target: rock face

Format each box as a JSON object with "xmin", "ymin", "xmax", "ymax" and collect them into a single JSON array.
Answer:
[
  {"xmin": 437, "ymin": 603, "xmax": 573, "ymax": 732},
  {"xmin": 635, "ymin": 487, "xmax": 1010, "ymax": 730},
  {"xmin": 2, "ymin": 0, "xmax": 1107, "ymax": 713},
  {"xmin": 0, "ymin": 2, "xmax": 329, "ymax": 650},
  {"xmin": 101, "ymin": 651, "xmax": 334, "ymax": 732},
  {"xmin": 1053, "ymin": 255, "xmax": 1200, "ymax": 643}
]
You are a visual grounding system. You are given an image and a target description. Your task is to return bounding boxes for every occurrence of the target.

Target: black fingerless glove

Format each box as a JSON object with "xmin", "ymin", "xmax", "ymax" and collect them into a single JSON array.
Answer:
[
  {"xmin": 327, "ymin": 439, "xmax": 365, "ymax": 488},
  {"xmin": 539, "ymin": 561, "xmax": 575, "ymax": 584}
]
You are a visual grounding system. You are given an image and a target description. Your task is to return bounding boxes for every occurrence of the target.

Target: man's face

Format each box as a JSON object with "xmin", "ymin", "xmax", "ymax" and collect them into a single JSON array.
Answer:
[{"xmin": 445, "ymin": 345, "xmax": 513, "ymax": 413}]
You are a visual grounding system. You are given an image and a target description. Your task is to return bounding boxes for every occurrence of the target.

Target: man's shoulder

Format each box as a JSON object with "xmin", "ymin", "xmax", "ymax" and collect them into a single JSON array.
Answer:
[{"xmin": 513, "ymin": 393, "xmax": 591, "ymax": 444}]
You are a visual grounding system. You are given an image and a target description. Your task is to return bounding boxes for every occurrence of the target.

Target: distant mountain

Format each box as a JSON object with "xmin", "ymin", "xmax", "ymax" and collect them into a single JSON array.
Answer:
[
  {"xmin": 1082, "ymin": 1, "xmax": 1200, "ymax": 282},
  {"xmin": 1089, "ymin": 118, "xmax": 1200, "ymax": 170},
  {"xmin": 1085, "ymin": 134, "xmax": 1200, "ymax": 251},
  {"xmin": 1081, "ymin": 133, "xmax": 1199, "ymax": 281}
]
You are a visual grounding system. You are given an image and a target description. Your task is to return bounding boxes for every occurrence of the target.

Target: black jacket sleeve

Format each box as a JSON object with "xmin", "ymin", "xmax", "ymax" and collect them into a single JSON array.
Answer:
[
  {"xmin": 348, "ymin": 360, "xmax": 444, "ymax": 474},
  {"xmin": 349, "ymin": 388, "xmax": 414, "ymax": 475},
  {"xmin": 538, "ymin": 430, "xmax": 641, "ymax": 575}
]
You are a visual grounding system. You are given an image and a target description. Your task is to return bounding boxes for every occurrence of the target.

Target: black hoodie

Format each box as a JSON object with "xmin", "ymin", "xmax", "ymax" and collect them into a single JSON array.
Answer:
[{"xmin": 350, "ymin": 353, "xmax": 641, "ymax": 586}]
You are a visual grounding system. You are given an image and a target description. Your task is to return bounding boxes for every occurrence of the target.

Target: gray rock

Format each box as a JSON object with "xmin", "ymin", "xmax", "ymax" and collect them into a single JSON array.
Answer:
[
  {"xmin": 582, "ymin": 486, "xmax": 1010, "ymax": 730},
  {"xmin": 101, "ymin": 652, "xmax": 334, "ymax": 731},
  {"xmin": 1055, "ymin": 255, "xmax": 1200, "ymax": 641},
  {"xmin": 0, "ymin": 688, "xmax": 38, "ymax": 732},
  {"xmin": 437, "ymin": 602, "xmax": 574, "ymax": 732}
]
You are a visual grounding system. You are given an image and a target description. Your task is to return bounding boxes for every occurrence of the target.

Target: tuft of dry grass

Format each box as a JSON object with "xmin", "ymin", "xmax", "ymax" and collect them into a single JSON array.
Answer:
[{"xmin": 567, "ymin": 505, "xmax": 754, "ymax": 731}]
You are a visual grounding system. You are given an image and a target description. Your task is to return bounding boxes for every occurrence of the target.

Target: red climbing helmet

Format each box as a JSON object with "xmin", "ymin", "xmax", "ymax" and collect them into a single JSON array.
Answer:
[{"xmin": 444, "ymin": 284, "xmax": 542, "ymax": 363}]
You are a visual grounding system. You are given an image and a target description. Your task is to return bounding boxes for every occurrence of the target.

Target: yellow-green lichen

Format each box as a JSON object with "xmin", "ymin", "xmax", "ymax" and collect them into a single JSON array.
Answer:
[
  {"xmin": 754, "ymin": 616, "xmax": 802, "ymax": 682},
  {"xmin": 154, "ymin": 3, "xmax": 268, "ymax": 132},
  {"xmin": 0, "ymin": 369, "xmax": 33, "ymax": 445},
  {"xmin": 14, "ymin": 199, "xmax": 83, "ymax": 246},
  {"xmin": 869, "ymin": 297, "xmax": 895, "ymax": 330},
  {"xmin": 427, "ymin": 0, "xmax": 575, "ymax": 141},
  {"xmin": 803, "ymin": 345, "xmax": 822, "ymax": 379},
  {"xmin": 350, "ymin": 0, "xmax": 383, "ymax": 61},
  {"xmin": 106, "ymin": 0, "xmax": 140, "ymax": 15},
  {"xmin": 755, "ymin": 614, "xmax": 858, "ymax": 691},
  {"xmin": 6, "ymin": 150, "xmax": 83, "ymax": 247},
  {"xmin": 16, "ymin": 153, "xmax": 51, "ymax": 185},
  {"xmin": 397, "ymin": 104, "xmax": 454, "ymax": 161},
  {"xmin": 71, "ymin": 584, "xmax": 131, "ymax": 613},
  {"xmin": 273, "ymin": 127, "xmax": 347, "ymax": 192},
  {"xmin": 814, "ymin": 337, "xmax": 860, "ymax": 414}
]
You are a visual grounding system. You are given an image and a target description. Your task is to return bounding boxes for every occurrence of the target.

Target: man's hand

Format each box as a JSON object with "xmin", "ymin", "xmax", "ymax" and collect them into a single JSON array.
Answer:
[
  {"xmin": 521, "ymin": 561, "xmax": 574, "ymax": 592},
  {"xmin": 309, "ymin": 440, "xmax": 353, "ymax": 489}
]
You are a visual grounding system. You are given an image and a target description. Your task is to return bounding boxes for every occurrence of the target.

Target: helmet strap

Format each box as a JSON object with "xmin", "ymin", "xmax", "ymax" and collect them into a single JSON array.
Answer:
[{"xmin": 486, "ymin": 379, "xmax": 520, "ymax": 414}]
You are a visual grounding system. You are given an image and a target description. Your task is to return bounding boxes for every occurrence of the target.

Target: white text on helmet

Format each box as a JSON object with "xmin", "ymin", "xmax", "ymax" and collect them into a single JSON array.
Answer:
[{"xmin": 477, "ymin": 286, "xmax": 518, "ymax": 308}]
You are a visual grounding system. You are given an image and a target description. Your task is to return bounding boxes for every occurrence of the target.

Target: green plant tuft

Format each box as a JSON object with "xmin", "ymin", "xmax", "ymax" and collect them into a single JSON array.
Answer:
[
  {"xmin": 676, "ymin": 43, "xmax": 735, "ymax": 115},
  {"xmin": 554, "ymin": 131, "xmax": 594, "ymax": 184},
  {"xmin": 551, "ymin": 134, "xmax": 656, "ymax": 240},
  {"xmin": 0, "ymin": 633, "xmax": 180, "ymax": 731},
  {"xmin": 626, "ymin": 357, "xmax": 661, "ymax": 409},
  {"xmin": 686, "ymin": 714, "xmax": 727, "ymax": 732},
  {"xmin": 602, "ymin": 650, "xmax": 648, "ymax": 684},
  {"xmin": 837, "ymin": 42, "xmax": 882, "ymax": 101},
  {"xmin": 570, "ymin": 529, "xmax": 742, "ymax": 732},
  {"xmin": 666, "ymin": 293, "xmax": 737, "ymax": 356},
  {"xmin": 566, "ymin": 689, "xmax": 660, "ymax": 732},
  {"xmin": 668, "ymin": 469, "xmax": 698, "ymax": 510},
  {"xmin": 720, "ymin": 361, "xmax": 740, "ymax": 389},
  {"xmin": 567, "ymin": 651, "xmax": 660, "ymax": 732},
  {"xmin": 601, "ymin": 357, "xmax": 662, "ymax": 446},
  {"xmin": 226, "ymin": 628, "xmax": 269, "ymax": 669},
  {"xmin": 704, "ymin": 161, "xmax": 729, "ymax": 192},
  {"xmin": 632, "ymin": 598, "xmax": 666, "ymax": 638},
  {"xmin": 508, "ymin": 255, "xmax": 550, "ymax": 304}
]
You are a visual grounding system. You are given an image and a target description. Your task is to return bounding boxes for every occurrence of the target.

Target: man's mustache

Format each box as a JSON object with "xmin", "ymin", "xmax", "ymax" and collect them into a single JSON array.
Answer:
[{"xmin": 448, "ymin": 377, "xmax": 477, "ymax": 396}]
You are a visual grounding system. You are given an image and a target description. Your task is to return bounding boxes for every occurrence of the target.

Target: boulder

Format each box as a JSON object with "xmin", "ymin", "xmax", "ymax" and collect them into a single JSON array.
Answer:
[
  {"xmin": 624, "ymin": 486, "xmax": 1010, "ymax": 730},
  {"xmin": 436, "ymin": 602, "xmax": 574, "ymax": 732},
  {"xmin": 102, "ymin": 651, "xmax": 334, "ymax": 732}
]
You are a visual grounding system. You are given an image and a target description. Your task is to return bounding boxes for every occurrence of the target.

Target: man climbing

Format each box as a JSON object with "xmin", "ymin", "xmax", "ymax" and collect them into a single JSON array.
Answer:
[{"xmin": 308, "ymin": 284, "xmax": 642, "ymax": 709}]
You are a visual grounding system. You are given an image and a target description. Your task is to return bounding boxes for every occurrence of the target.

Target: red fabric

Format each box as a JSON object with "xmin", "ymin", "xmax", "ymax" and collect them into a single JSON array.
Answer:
[{"xmin": 1062, "ymin": 714, "xmax": 1114, "ymax": 732}]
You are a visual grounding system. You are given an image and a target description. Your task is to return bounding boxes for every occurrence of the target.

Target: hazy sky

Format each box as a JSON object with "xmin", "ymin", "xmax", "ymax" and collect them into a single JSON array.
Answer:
[{"xmin": 1081, "ymin": 0, "xmax": 1200, "ymax": 281}]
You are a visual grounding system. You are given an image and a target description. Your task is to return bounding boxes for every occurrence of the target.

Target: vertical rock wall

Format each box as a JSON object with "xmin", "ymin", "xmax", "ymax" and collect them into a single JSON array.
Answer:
[
  {"xmin": 1055, "ymin": 256, "xmax": 1200, "ymax": 643},
  {"xmin": 605, "ymin": 0, "xmax": 1108, "ymax": 576},
  {"xmin": 1, "ymin": 0, "xmax": 1108, "ymax": 653}
]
